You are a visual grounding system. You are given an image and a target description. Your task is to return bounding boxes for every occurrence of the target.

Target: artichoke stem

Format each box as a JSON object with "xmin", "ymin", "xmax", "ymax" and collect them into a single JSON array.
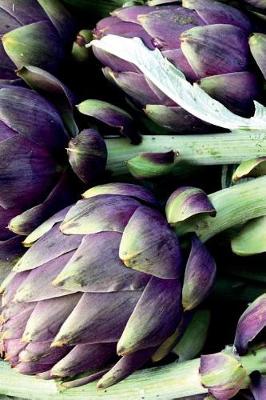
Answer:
[
  {"xmin": 1, "ymin": 348, "xmax": 266, "ymax": 399},
  {"xmin": 106, "ymin": 130, "xmax": 266, "ymax": 176}
]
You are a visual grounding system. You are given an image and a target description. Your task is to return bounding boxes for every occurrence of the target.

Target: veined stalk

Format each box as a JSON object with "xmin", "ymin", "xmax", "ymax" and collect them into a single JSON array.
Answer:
[
  {"xmin": 175, "ymin": 175, "xmax": 266, "ymax": 242},
  {"xmin": 106, "ymin": 130, "xmax": 266, "ymax": 176},
  {"xmin": 0, "ymin": 348, "xmax": 266, "ymax": 399}
]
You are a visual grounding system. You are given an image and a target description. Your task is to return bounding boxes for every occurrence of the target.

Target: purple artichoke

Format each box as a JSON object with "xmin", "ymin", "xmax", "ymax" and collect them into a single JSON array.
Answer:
[
  {"xmin": 0, "ymin": 183, "xmax": 215, "ymax": 389},
  {"xmin": 0, "ymin": 0, "xmax": 75, "ymax": 81},
  {"xmin": 93, "ymin": 0, "xmax": 264, "ymax": 132},
  {"xmin": 0, "ymin": 76, "xmax": 107, "ymax": 242}
]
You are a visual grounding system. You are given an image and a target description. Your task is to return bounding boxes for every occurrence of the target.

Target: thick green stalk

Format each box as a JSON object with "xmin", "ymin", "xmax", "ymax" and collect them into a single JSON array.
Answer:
[
  {"xmin": 106, "ymin": 130, "xmax": 266, "ymax": 176},
  {"xmin": 1, "ymin": 348, "xmax": 266, "ymax": 400},
  {"xmin": 175, "ymin": 176, "xmax": 266, "ymax": 242}
]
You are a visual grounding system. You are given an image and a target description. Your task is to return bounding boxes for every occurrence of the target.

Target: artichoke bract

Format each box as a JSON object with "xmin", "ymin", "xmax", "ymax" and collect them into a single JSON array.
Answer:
[
  {"xmin": 0, "ymin": 0, "xmax": 75, "ymax": 81},
  {"xmin": 0, "ymin": 183, "xmax": 215, "ymax": 389},
  {"xmin": 93, "ymin": 0, "xmax": 263, "ymax": 132}
]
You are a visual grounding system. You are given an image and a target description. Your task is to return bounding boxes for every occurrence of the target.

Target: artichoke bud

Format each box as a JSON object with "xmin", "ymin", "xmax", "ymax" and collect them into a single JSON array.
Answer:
[
  {"xmin": 182, "ymin": 235, "xmax": 216, "ymax": 311},
  {"xmin": 67, "ymin": 129, "xmax": 107, "ymax": 185},
  {"xmin": 72, "ymin": 30, "xmax": 93, "ymax": 63},
  {"xmin": 127, "ymin": 151, "xmax": 177, "ymax": 179},
  {"xmin": 234, "ymin": 294, "xmax": 266, "ymax": 355},
  {"xmin": 165, "ymin": 186, "xmax": 216, "ymax": 225},
  {"xmin": 200, "ymin": 351, "xmax": 249, "ymax": 399},
  {"xmin": 249, "ymin": 33, "xmax": 266, "ymax": 80},
  {"xmin": 232, "ymin": 157, "xmax": 266, "ymax": 182}
]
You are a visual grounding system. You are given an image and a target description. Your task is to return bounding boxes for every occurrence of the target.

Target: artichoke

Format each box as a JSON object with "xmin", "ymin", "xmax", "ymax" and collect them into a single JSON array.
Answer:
[
  {"xmin": 93, "ymin": 0, "xmax": 264, "ymax": 132},
  {"xmin": 0, "ymin": 0, "xmax": 75, "ymax": 81},
  {"xmin": 0, "ymin": 183, "xmax": 215, "ymax": 389}
]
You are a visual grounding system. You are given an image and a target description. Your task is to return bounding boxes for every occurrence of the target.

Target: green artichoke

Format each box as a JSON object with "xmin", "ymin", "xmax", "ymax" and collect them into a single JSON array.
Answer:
[{"xmin": 0, "ymin": 0, "xmax": 75, "ymax": 81}]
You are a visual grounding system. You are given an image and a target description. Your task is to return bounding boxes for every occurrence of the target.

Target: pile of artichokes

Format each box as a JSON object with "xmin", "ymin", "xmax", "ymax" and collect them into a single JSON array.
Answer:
[{"xmin": 0, "ymin": 0, "xmax": 265, "ymax": 399}]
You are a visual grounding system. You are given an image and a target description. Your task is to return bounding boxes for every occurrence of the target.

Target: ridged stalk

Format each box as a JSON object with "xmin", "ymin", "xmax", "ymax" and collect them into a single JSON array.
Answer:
[
  {"xmin": 106, "ymin": 130, "xmax": 266, "ymax": 176},
  {"xmin": 1, "ymin": 348, "xmax": 266, "ymax": 399}
]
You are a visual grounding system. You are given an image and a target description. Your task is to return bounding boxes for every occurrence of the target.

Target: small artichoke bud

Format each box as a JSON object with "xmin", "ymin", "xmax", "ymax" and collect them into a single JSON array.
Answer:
[
  {"xmin": 232, "ymin": 157, "xmax": 266, "ymax": 182},
  {"xmin": 67, "ymin": 129, "xmax": 107, "ymax": 185},
  {"xmin": 128, "ymin": 151, "xmax": 177, "ymax": 179},
  {"xmin": 166, "ymin": 186, "xmax": 216, "ymax": 225},
  {"xmin": 72, "ymin": 30, "xmax": 93, "ymax": 63},
  {"xmin": 200, "ymin": 351, "xmax": 248, "ymax": 399},
  {"xmin": 182, "ymin": 235, "xmax": 216, "ymax": 311},
  {"xmin": 234, "ymin": 294, "xmax": 266, "ymax": 354}
]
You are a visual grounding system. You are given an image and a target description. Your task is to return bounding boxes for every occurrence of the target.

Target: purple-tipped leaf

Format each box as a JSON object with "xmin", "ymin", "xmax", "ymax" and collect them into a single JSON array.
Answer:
[
  {"xmin": 117, "ymin": 276, "xmax": 182, "ymax": 355},
  {"xmin": 166, "ymin": 186, "xmax": 216, "ymax": 224},
  {"xmin": 52, "ymin": 291, "xmax": 142, "ymax": 346},
  {"xmin": 182, "ymin": 235, "xmax": 216, "ymax": 311},
  {"xmin": 234, "ymin": 294, "xmax": 266, "ymax": 354},
  {"xmin": 54, "ymin": 232, "xmax": 149, "ymax": 292},
  {"xmin": 83, "ymin": 182, "xmax": 157, "ymax": 205},
  {"xmin": 60, "ymin": 195, "xmax": 140, "ymax": 235},
  {"xmin": 119, "ymin": 206, "xmax": 182, "ymax": 279}
]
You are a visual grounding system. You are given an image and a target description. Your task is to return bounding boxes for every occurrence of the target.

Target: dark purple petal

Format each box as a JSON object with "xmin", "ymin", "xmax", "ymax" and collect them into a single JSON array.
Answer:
[
  {"xmin": 249, "ymin": 33, "xmax": 266, "ymax": 80},
  {"xmin": 9, "ymin": 172, "xmax": 77, "ymax": 236},
  {"xmin": 166, "ymin": 186, "xmax": 216, "ymax": 224},
  {"xmin": 117, "ymin": 276, "xmax": 182, "ymax": 355},
  {"xmin": 184, "ymin": 0, "xmax": 251, "ymax": 32},
  {"xmin": 14, "ymin": 225, "xmax": 82, "ymax": 273},
  {"xmin": 98, "ymin": 348, "xmax": 155, "ymax": 389},
  {"xmin": 16, "ymin": 65, "xmax": 78, "ymax": 137},
  {"xmin": 52, "ymin": 291, "xmax": 142, "ymax": 346},
  {"xmin": 181, "ymin": 24, "xmax": 249, "ymax": 78},
  {"xmin": 182, "ymin": 235, "xmax": 216, "ymax": 311},
  {"xmin": 251, "ymin": 373, "xmax": 266, "ymax": 400},
  {"xmin": 94, "ymin": 16, "xmax": 154, "ymax": 48},
  {"xmin": 0, "ymin": 0, "xmax": 46, "ymax": 26},
  {"xmin": 112, "ymin": 6, "xmax": 156, "ymax": 24},
  {"xmin": 77, "ymin": 100, "xmax": 140, "ymax": 143},
  {"xmin": 51, "ymin": 343, "xmax": 116, "ymax": 378},
  {"xmin": 234, "ymin": 294, "xmax": 266, "ymax": 354},
  {"xmin": 68, "ymin": 129, "xmax": 107, "ymax": 185},
  {"xmin": 119, "ymin": 206, "xmax": 182, "ymax": 279},
  {"xmin": 145, "ymin": 104, "xmax": 211, "ymax": 133},
  {"xmin": 139, "ymin": 7, "xmax": 204, "ymax": 50},
  {"xmin": 82, "ymin": 182, "xmax": 157, "ymax": 206},
  {"xmin": 93, "ymin": 47, "xmax": 139, "ymax": 74},
  {"xmin": 199, "ymin": 72, "xmax": 260, "ymax": 115},
  {"xmin": 14, "ymin": 252, "xmax": 76, "ymax": 303},
  {"xmin": 103, "ymin": 68, "xmax": 162, "ymax": 106},
  {"xmin": 23, "ymin": 293, "xmax": 81, "ymax": 343},
  {"xmin": 54, "ymin": 232, "xmax": 149, "ymax": 292},
  {"xmin": 60, "ymin": 195, "xmax": 141, "ymax": 235},
  {"xmin": 0, "ymin": 86, "xmax": 68, "ymax": 152},
  {"xmin": 16, "ymin": 361, "xmax": 54, "ymax": 375},
  {"xmin": 0, "ymin": 135, "xmax": 60, "ymax": 210},
  {"xmin": 162, "ymin": 49, "xmax": 198, "ymax": 80},
  {"xmin": 200, "ymin": 352, "xmax": 248, "ymax": 399},
  {"xmin": 19, "ymin": 341, "xmax": 70, "ymax": 365}
]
